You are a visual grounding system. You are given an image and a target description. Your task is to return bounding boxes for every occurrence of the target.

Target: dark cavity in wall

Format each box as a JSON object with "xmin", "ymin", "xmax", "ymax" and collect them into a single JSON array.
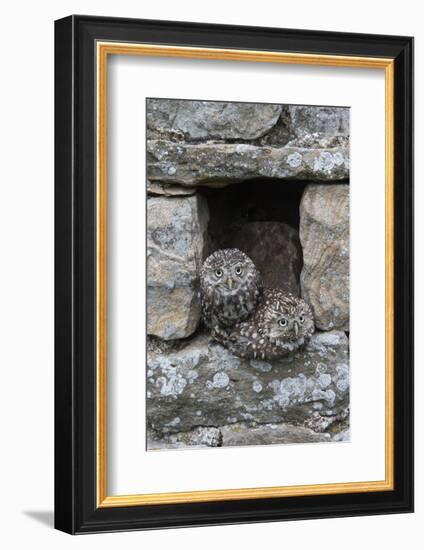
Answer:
[{"xmin": 198, "ymin": 179, "xmax": 306, "ymax": 296}]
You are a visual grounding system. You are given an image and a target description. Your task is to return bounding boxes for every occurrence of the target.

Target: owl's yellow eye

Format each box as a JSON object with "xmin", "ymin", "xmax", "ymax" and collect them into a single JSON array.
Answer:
[
  {"xmin": 215, "ymin": 269, "xmax": 223, "ymax": 278},
  {"xmin": 299, "ymin": 315, "xmax": 305, "ymax": 324},
  {"xmin": 235, "ymin": 266, "xmax": 243, "ymax": 276},
  {"xmin": 279, "ymin": 318, "xmax": 288, "ymax": 327}
]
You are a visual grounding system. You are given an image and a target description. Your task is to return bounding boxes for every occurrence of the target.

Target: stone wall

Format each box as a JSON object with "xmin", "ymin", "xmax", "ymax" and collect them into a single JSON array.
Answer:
[
  {"xmin": 147, "ymin": 101, "xmax": 349, "ymax": 185},
  {"xmin": 146, "ymin": 99, "xmax": 350, "ymax": 448}
]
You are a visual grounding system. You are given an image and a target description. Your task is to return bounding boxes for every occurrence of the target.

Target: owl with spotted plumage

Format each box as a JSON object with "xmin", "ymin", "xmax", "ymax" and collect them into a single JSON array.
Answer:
[
  {"xmin": 223, "ymin": 288, "xmax": 315, "ymax": 360},
  {"xmin": 199, "ymin": 248, "xmax": 262, "ymax": 339}
]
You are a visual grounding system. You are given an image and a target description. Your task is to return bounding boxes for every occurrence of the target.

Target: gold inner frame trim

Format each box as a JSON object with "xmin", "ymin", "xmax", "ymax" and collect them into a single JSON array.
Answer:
[{"xmin": 96, "ymin": 41, "xmax": 395, "ymax": 508}]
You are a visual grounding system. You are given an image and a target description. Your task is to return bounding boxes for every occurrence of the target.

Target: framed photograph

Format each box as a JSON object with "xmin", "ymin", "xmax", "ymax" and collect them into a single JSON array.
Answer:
[{"xmin": 54, "ymin": 15, "xmax": 413, "ymax": 534}]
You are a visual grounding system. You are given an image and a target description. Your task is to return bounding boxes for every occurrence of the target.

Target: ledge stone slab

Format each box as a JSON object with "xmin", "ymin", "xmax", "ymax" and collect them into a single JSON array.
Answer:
[
  {"xmin": 146, "ymin": 330, "xmax": 349, "ymax": 436},
  {"xmin": 147, "ymin": 423, "xmax": 335, "ymax": 450},
  {"xmin": 147, "ymin": 141, "xmax": 349, "ymax": 187}
]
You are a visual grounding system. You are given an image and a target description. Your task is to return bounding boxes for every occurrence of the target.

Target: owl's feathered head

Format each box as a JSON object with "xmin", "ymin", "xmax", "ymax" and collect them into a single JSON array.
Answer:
[
  {"xmin": 200, "ymin": 248, "xmax": 261, "ymax": 295},
  {"xmin": 260, "ymin": 289, "xmax": 315, "ymax": 346}
]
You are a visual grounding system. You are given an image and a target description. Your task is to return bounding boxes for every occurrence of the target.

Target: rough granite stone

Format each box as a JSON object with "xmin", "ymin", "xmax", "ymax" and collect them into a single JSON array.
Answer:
[
  {"xmin": 220, "ymin": 422, "xmax": 333, "ymax": 446},
  {"xmin": 147, "ymin": 194, "xmax": 209, "ymax": 339},
  {"xmin": 146, "ymin": 100, "xmax": 349, "ymax": 148},
  {"xmin": 147, "ymin": 141, "xmax": 349, "ymax": 187},
  {"xmin": 285, "ymin": 106, "xmax": 350, "ymax": 148},
  {"xmin": 146, "ymin": 99, "xmax": 283, "ymax": 141},
  {"xmin": 148, "ymin": 427, "xmax": 222, "ymax": 450},
  {"xmin": 147, "ymin": 423, "xmax": 335, "ymax": 450},
  {"xmin": 146, "ymin": 330, "xmax": 349, "ymax": 435},
  {"xmin": 147, "ymin": 179, "xmax": 196, "ymax": 197},
  {"xmin": 300, "ymin": 184, "xmax": 349, "ymax": 331},
  {"xmin": 225, "ymin": 222, "xmax": 302, "ymax": 295}
]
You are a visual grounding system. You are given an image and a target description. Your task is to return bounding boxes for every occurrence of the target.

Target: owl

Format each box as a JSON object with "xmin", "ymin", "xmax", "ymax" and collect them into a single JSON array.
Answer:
[
  {"xmin": 199, "ymin": 248, "xmax": 262, "ymax": 339},
  {"xmin": 223, "ymin": 288, "xmax": 315, "ymax": 360}
]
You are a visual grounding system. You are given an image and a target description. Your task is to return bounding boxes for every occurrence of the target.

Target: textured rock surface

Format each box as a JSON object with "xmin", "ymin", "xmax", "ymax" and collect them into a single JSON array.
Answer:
[
  {"xmin": 146, "ymin": 100, "xmax": 349, "ymax": 187},
  {"xmin": 220, "ymin": 422, "xmax": 333, "ymax": 446},
  {"xmin": 147, "ymin": 141, "xmax": 349, "ymax": 186},
  {"xmin": 147, "ymin": 179, "xmax": 196, "ymax": 196},
  {"xmin": 148, "ymin": 427, "xmax": 222, "ymax": 450},
  {"xmin": 147, "ymin": 195, "xmax": 209, "ymax": 339},
  {"xmin": 225, "ymin": 222, "xmax": 302, "ymax": 295},
  {"xmin": 147, "ymin": 100, "xmax": 349, "ymax": 147},
  {"xmin": 146, "ymin": 330, "xmax": 349, "ymax": 436},
  {"xmin": 300, "ymin": 184, "xmax": 349, "ymax": 331},
  {"xmin": 283, "ymin": 106, "xmax": 350, "ymax": 148},
  {"xmin": 147, "ymin": 99, "xmax": 283, "ymax": 141},
  {"xmin": 147, "ymin": 423, "xmax": 334, "ymax": 450}
]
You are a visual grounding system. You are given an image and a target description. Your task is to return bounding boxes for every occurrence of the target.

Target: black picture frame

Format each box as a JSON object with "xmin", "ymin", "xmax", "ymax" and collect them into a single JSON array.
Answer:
[{"xmin": 55, "ymin": 15, "xmax": 414, "ymax": 534}]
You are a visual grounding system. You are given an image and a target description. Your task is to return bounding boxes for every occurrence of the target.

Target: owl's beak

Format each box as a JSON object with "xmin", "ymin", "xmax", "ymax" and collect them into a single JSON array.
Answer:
[
  {"xmin": 293, "ymin": 322, "xmax": 299, "ymax": 336},
  {"xmin": 226, "ymin": 277, "xmax": 234, "ymax": 290}
]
